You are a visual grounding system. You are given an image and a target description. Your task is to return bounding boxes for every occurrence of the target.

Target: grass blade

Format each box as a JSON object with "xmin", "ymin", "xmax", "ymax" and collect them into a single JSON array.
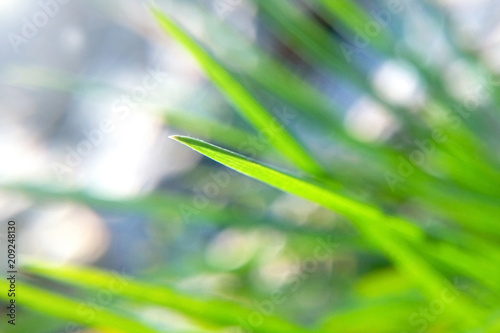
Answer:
[
  {"xmin": 151, "ymin": 6, "xmax": 326, "ymax": 176},
  {"xmin": 0, "ymin": 280, "xmax": 162, "ymax": 333},
  {"xmin": 24, "ymin": 262, "xmax": 314, "ymax": 333},
  {"xmin": 170, "ymin": 135, "xmax": 488, "ymax": 328}
]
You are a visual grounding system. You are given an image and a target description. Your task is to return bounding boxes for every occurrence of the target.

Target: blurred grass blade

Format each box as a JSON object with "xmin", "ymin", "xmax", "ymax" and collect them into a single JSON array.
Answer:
[
  {"xmin": 151, "ymin": 6, "xmax": 326, "ymax": 177},
  {"xmin": 254, "ymin": 0, "xmax": 425, "ymax": 135},
  {"xmin": 24, "ymin": 262, "xmax": 313, "ymax": 333},
  {"xmin": 313, "ymin": 0, "xmax": 392, "ymax": 52},
  {"xmin": 312, "ymin": 0, "xmax": 498, "ymax": 159},
  {"xmin": 322, "ymin": 299, "xmax": 422, "ymax": 332},
  {"xmin": 2, "ymin": 182, "xmax": 351, "ymax": 242},
  {"xmin": 0, "ymin": 280, "xmax": 162, "ymax": 333}
]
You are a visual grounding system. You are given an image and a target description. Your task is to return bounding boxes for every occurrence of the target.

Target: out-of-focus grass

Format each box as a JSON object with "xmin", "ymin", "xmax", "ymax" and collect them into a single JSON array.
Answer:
[{"xmin": 3, "ymin": 0, "xmax": 500, "ymax": 332}]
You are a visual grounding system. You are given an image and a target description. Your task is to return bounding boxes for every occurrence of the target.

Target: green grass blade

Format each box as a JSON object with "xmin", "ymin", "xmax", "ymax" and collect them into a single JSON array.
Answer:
[
  {"xmin": 24, "ymin": 262, "xmax": 313, "ymax": 333},
  {"xmin": 171, "ymin": 136, "xmax": 378, "ymax": 220},
  {"xmin": 151, "ymin": 6, "xmax": 326, "ymax": 177},
  {"xmin": 0, "ymin": 280, "xmax": 162, "ymax": 333},
  {"xmin": 170, "ymin": 135, "xmax": 487, "ymax": 328}
]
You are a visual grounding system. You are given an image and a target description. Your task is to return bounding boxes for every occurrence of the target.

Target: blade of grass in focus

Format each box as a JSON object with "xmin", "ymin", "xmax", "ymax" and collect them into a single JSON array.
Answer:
[{"xmin": 170, "ymin": 135, "xmax": 487, "ymax": 328}]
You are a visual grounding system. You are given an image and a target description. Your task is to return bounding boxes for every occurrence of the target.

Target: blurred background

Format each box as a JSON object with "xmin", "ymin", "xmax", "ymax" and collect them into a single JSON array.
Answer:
[{"xmin": 0, "ymin": 0, "xmax": 500, "ymax": 332}]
